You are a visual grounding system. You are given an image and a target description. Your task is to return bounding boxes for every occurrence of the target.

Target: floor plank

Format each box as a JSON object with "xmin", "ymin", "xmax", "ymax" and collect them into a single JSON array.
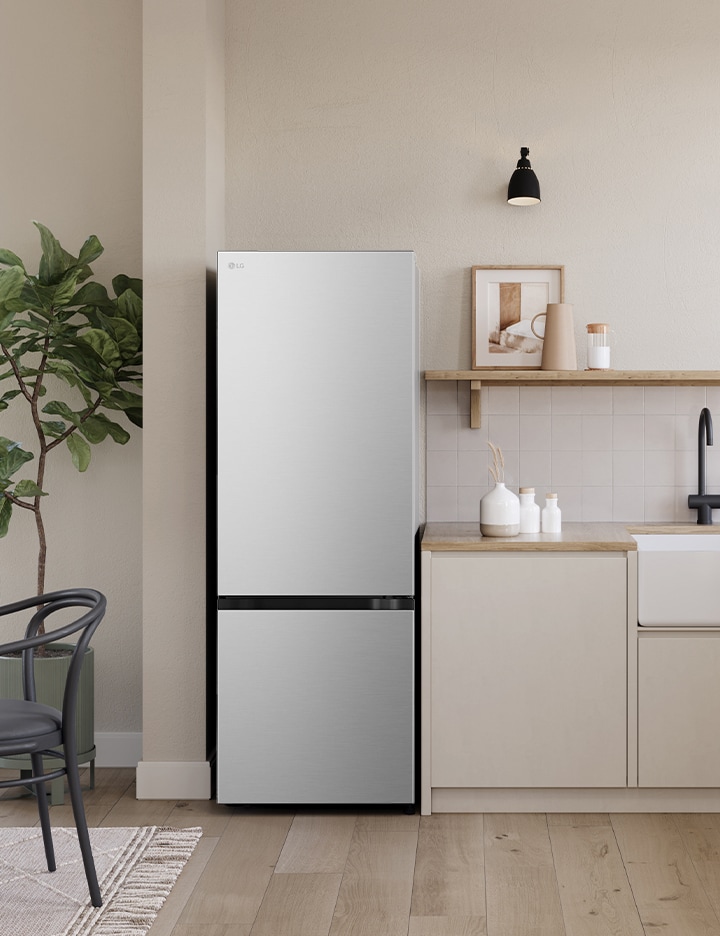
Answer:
[
  {"xmin": 100, "ymin": 780, "xmax": 176, "ymax": 827},
  {"xmin": 174, "ymin": 812, "xmax": 293, "ymax": 928},
  {"xmin": 408, "ymin": 918, "xmax": 486, "ymax": 936},
  {"xmin": 170, "ymin": 928, "xmax": 252, "ymax": 936},
  {"xmin": 547, "ymin": 813, "xmax": 611, "ymax": 827},
  {"xmin": 148, "ymin": 836, "xmax": 220, "ymax": 936},
  {"xmin": 275, "ymin": 814, "xmax": 357, "ymax": 873},
  {"xmin": 549, "ymin": 822, "xmax": 645, "ymax": 936},
  {"xmin": 250, "ymin": 872, "xmax": 343, "ymax": 936},
  {"xmin": 674, "ymin": 814, "xmax": 720, "ymax": 923},
  {"xmin": 611, "ymin": 812, "xmax": 720, "ymax": 935},
  {"xmin": 410, "ymin": 814, "xmax": 485, "ymax": 919},
  {"xmin": 484, "ymin": 813, "xmax": 566, "ymax": 936},
  {"xmin": 329, "ymin": 821, "xmax": 419, "ymax": 936}
]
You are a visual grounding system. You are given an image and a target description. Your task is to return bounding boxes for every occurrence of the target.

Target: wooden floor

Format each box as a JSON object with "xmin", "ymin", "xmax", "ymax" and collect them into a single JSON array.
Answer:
[{"xmin": 5, "ymin": 769, "xmax": 720, "ymax": 935}]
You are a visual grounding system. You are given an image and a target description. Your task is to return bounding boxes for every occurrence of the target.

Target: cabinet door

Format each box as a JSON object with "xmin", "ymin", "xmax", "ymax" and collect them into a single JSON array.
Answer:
[
  {"xmin": 638, "ymin": 635, "xmax": 720, "ymax": 787},
  {"xmin": 431, "ymin": 552, "xmax": 627, "ymax": 788}
]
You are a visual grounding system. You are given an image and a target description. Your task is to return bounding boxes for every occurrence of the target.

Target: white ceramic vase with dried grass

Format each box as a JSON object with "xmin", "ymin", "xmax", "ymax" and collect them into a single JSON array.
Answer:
[{"xmin": 480, "ymin": 441, "xmax": 519, "ymax": 536}]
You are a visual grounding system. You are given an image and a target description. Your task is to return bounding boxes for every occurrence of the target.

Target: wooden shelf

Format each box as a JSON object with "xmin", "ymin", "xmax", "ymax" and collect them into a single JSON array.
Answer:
[{"xmin": 425, "ymin": 370, "xmax": 720, "ymax": 428}]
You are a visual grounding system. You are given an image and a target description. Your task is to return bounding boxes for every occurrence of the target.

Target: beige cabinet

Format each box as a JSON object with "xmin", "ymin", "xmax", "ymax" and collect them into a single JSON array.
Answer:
[
  {"xmin": 429, "ymin": 551, "xmax": 627, "ymax": 790},
  {"xmin": 638, "ymin": 634, "xmax": 720, "ymax": 787}
]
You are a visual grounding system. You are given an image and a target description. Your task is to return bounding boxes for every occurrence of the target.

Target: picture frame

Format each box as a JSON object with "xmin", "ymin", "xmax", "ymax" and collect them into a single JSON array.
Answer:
[{"xmin": 472, "ymin": 265, "xmax": 565, "ymax": 369}]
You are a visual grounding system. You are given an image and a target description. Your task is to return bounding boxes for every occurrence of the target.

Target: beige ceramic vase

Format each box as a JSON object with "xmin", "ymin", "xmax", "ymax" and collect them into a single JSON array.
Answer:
[{"xmin": 531, "ymin": 303, "xmax": 577, "ymax": 370}]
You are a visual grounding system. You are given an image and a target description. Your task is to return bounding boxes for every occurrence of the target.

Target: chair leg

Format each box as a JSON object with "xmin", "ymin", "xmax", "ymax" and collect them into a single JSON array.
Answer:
[
  {"xmin": 66, "ymin": 752, "xmax": 102, "ymax": 907},
  {"xmin": 30, "ymin": 753, "xmax": 55, "ymax": 873}
]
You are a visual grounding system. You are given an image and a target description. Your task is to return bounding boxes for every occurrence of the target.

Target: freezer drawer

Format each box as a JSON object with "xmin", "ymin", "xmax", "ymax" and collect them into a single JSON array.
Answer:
[{"xmin": 217, "ymin": 608, "xmax": 415, "ymax": 804}]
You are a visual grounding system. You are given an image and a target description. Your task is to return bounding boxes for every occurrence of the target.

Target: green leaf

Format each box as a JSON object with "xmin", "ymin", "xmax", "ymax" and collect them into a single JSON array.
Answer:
[
  {"xmin": 0, "ymin": 266, "xmax": 24, "ymax": 306},
  {"xmin": 116, "ymin": 288, "xmax": 142, "ymax": 331},
  {"xmin": 34, "ymin": 222, "xmax": 73, "ymax": 286},
  {"xmin": 70, "ymin": 281, "xmax": 112, "ymax": 310},
  {"xmin": 112, "ymin": 275, "xmax": 142, "ymax": 300},
  {"xmin": 42, "ymin": 400, "xmax": 81, "ymax": 425},
  {"xmin": 0, "ymin": 437, "xmax": 34, "ymax": 481},
  {"xmin": 51, "ymin": 267, "xmax": 85, "ymax": 308},
  {"xmin": 40, "ymin": 420, "xmax": 68, "ymax": 439},
  {"xmin": 81, "ymin": 413, "xmax": 130, "ymax": 445},
  {"xmin": 76, "ymin": 235, "xmax": 104, "ymax": 268},
  {"xmin": 125, "ymin": 407, "xmax": 143, "ymax": 428},
  {"xmin": 77, "ymin": 329, "xmax": 122, "ymax": 368},
  {"xmin": 0, "ymin": 496, "xmax": 12, "ymax": 537},
  {"xmin": 0, "ymin": 249, "xmax": 25, "ymax": 272},
  {"xmin": 13, "ymin": 479, "xmax": 46, "ymax": 497},
  {"xmin": 67, "ymin": 433, "xmax": 91, "ymax": 471}
]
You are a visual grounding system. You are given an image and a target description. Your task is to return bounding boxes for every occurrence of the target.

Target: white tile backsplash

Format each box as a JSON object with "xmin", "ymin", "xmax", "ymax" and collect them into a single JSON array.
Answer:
[
  {"xmin": 426, "ymin": 383, "xmax": 719, "ymax": 524},
  {"xmin": 488, "ymin": 414, "xmax": 519, "ymax": 452},
  {"xmin": 582, "ymin": 414, "xmax": 613, "ymax": 451},
  {"xmin": 520, "ymin": 414, "xmax": 552, "ymax": 451},
  {"xmin": 612, "ymin": 414, "xmax": 644, "ymax": 451},
  {"xmin": 427, "ymin": 414, "xmax": 458, "ymax": 451},
  {"xmin": 427, "ymin": 450, "xmax": 457, "ymax": 486},
  {"xmin": 551, "ymin": 415, "xmax": 583, "ymax": 451},
  {"xmin": 613, "ymin": 386, "xmax": 644, "ymax": 414},
  {"xmin": 519, "ymin": 386, "xmax": 552, "ymax": 414},
  {"xmin": 487, "ymin": 386, "xmax": 519, "ymax": 414},
  {"xmin": 644, "ymin": 414, "xmax": 676, "ymax": 451},
  {"xmin": 644, "ymin": 387, "xmax": 675, "ymax": 414},
  {"xmin": 552, "ymin": 450, "xmax": 583, "ymax": 487},
  {"xmin": 581, "ymin": 386, "xmax": 613, "ymax": 414}
]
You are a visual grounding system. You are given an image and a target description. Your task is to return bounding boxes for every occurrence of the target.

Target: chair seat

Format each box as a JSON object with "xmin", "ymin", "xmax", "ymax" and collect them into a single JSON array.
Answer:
[{"xmin": 0, "ymin": 699, "xmax": 62, "ymax": 742}]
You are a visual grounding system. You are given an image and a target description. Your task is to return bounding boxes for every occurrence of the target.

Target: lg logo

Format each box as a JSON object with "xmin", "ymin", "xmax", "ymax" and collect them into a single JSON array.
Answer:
[{"xmin": 227, "ymin": 262, "xmax": 245, "ymax": 270}]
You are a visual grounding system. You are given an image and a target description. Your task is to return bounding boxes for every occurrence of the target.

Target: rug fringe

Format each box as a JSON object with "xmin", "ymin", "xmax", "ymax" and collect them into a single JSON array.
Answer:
[{"xmin": 72, "ymin": 826, "xmax": 203, "ymax": 936}]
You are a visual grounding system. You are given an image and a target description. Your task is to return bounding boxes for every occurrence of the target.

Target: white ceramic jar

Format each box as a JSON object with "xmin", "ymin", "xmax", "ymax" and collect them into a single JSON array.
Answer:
[
  {"xmin": 519, "ymin": 487, "xmax": 541, "ymax": 533},
  {"xmin": 480, "ymin": 482, "xmax": 520, "ymax": 536},
  {"xmin": 541, "ymin": 493, "xmax": 562, "ymax": 533}
]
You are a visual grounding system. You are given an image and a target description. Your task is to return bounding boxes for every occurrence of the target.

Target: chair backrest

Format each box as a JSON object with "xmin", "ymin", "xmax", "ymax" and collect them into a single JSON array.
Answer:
[{"xmin": 0, "ymin": 589, "xmax": 107, "ymax": 740}]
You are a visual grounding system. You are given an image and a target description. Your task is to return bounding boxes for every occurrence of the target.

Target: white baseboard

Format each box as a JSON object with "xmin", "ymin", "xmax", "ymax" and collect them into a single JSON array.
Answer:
[
  {"xmin": 136, "ymin": 760, "xmax": 212, "ymax": 800},
  {"xmin": 94, "ymin": 732, "xmax": 143, "ymax": 768}
]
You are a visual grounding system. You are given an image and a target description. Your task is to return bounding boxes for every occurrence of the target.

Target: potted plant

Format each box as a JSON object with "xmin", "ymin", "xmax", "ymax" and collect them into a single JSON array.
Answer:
[{"xmin": 0, "ymin": 222, "xmax": 142, "ymax": 800}]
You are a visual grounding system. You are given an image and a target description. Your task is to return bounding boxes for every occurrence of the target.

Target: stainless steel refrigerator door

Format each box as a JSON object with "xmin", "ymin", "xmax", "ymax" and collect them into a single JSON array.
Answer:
[
  {"xmin": 217, "ymin": 251, "xmax": 418, "ymax": 596},
  {"xmin": 216, "ymin": 608, "xmax": 415, "ymax": 804}
]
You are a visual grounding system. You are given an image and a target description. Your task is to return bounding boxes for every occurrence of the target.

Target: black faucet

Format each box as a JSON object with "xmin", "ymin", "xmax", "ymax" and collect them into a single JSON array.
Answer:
[{"xmin": 688, "ymin": 407, "xmax": 720, "ymax": 524}]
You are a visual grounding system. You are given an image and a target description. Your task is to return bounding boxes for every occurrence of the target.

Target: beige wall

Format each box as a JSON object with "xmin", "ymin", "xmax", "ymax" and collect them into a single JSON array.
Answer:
[
  {"xmin": 5, "ymin": 0, "xmax": 719, "ymax": 782},
  {"xmin": 139, "ymin": 0, "xmax": 224, "ymax": 796},
  {"xmin": 0, "ymin": 2, "xmax": 142, "ymax": 734},
  {"xmin": 225, "ymin": 0, "xmax": 720, "ymax": 371}
]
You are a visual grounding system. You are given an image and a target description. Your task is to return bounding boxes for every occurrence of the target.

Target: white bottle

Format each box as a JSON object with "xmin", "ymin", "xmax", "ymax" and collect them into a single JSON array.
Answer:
[
  {"xmin": 518, "ymin": 487, "xmax": 541, "ymax": 533},
  {"xmin": 541, "ymin": 493, "xmax": 562, "ymax": 533}
]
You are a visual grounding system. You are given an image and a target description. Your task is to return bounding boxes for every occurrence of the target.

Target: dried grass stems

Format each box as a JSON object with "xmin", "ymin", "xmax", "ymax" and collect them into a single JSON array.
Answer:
[{"xmin": 488, "ymin": 440, "xmax": 505, "ymax": 484}]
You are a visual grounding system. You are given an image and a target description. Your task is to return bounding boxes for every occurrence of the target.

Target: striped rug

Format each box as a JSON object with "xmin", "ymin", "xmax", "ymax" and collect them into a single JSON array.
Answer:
[{"xmin": 0, "ymin": 825, "xmax": 202, "ymax": 935}]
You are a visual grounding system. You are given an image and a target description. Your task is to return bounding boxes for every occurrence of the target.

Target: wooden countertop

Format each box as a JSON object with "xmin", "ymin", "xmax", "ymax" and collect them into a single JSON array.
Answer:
[{"xmin": 422, "ymin": 521, "xmax": 720, "ymax": 552}]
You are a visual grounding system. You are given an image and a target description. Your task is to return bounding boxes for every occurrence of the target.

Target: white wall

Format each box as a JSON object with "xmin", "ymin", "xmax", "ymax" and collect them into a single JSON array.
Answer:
[
  {"xmin": 0, "ymin": 2, "xmax": 142, "ymax": 736},
  {"xmin": 225, "ymin": 0, "xmax": 720, "ymax": 372}
]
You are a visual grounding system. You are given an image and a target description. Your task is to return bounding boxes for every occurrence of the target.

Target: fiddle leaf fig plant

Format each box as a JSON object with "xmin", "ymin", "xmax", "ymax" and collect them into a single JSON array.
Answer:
[{"xmin": 0, "ymin": 222, "xmax": 142, "ymax": 602}]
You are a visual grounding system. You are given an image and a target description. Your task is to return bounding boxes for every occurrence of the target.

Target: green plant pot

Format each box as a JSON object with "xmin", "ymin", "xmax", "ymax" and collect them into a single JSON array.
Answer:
[{"xmin": 0, "ymin": 644, "xmax": 95, "ymax": 804}]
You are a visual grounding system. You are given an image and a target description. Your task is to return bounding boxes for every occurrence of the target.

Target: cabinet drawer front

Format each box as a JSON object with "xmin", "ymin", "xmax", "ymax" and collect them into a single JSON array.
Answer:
[
  {"xmin": 431, "ymin": 553, "xmax": 627, "ymax": 788},
  {"xmin": 638, "ymin": 634, "xmax": 720, "ymax": 787}
]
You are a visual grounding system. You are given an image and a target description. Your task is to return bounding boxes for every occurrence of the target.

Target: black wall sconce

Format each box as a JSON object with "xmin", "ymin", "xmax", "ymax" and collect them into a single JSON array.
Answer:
[{"xmin": 507, "ymin": 147, "xmax": 541, "ymax": 206}]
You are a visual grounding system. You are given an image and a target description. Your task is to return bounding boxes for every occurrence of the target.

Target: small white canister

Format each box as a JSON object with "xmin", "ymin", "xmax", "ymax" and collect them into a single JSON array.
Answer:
[{"xmin": 586, "ymin": 323, "xmax": 610, "ymax": 370}]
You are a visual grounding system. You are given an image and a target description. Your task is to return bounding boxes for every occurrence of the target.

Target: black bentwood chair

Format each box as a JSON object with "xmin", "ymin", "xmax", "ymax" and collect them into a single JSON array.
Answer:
[{"xmin": 0, "ymin": 588, "xmax": 106, "ymax": 908}]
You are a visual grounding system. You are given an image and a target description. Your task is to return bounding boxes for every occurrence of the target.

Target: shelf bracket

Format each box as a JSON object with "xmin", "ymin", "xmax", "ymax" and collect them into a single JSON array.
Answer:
[{"xmin": 470, "ymin": 380, "xmax": 482, "ymax": 429}]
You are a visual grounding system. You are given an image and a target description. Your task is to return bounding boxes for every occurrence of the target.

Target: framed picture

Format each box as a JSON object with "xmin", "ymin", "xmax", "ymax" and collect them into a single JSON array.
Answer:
[{"xmin": 472, "ymin": 265, "xmax": 564, "ymax": 369}]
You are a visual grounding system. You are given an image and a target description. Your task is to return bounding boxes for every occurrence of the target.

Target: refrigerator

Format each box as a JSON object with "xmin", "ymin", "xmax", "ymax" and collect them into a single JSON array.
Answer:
[{"xmin": 215, "ymin": 250, "xmax": 418, "ymax": 805}]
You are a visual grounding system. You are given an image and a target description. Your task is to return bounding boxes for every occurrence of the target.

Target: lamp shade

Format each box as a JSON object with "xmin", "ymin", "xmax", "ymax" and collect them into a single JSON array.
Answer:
[{"xmin": 507, "ymin": 147, "xmax": 541, "ymax": 205}]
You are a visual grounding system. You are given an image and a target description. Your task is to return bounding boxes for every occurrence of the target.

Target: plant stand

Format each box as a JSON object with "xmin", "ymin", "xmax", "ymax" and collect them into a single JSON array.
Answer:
[{"xmin": 0, "ymin": 645, "xmax": 94, "ymax": 805}]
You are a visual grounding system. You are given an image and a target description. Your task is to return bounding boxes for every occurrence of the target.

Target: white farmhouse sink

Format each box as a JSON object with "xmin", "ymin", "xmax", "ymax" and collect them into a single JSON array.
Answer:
[{"xmin": 633, "ymin": 534, "xmax": 720, "ymax": 626}]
